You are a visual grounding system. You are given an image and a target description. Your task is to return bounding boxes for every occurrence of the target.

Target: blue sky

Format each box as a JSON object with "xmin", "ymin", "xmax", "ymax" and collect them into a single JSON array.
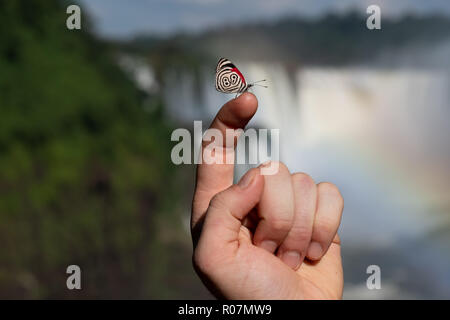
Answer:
[{"xmin": 76, "ymin": 0, "xmax": 450, "ymax": 39}]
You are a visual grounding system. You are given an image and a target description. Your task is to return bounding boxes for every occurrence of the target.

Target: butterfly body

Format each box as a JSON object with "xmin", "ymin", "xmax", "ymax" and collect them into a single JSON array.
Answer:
[{"xmin": 215, "ymin": 58, "xmax": 267, "ymax": 95}]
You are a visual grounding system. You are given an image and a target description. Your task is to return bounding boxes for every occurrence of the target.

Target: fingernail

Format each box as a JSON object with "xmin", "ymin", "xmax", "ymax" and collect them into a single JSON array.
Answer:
[
  {"xmin": 238, "ymin": 170, "xmax": 256, "ymax": 189},
  {"xmin": 307, "ymin": 242, "xmax": 323, "ymax": 260},
  {"xmin": 260, "ymin": 160, "xmax": 272, "ymax": 167},
  {"xmin": 259, "ymin": 240, "xmax": 278, "ymax": 253},
  {"xmin": 282, "ymin": 251, "xmax": 301, "ymax": 270}
]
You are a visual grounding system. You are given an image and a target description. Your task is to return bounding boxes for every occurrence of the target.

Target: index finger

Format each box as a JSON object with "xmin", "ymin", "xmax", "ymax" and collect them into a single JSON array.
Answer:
[{"xmin": 192, "ymin": 92, "xmax": 258, "ymax": 231}]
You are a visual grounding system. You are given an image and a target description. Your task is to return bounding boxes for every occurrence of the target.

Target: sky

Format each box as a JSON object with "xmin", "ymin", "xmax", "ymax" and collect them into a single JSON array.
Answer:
[{"xmin": 76, "ymin": 0, "xmax": 450, "ymax": 39}]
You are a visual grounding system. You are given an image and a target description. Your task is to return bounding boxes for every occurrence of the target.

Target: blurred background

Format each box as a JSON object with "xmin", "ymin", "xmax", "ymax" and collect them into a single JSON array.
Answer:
[{"xmin": 0, "ymin": 0, "xmax": 449, "ymax": 299}]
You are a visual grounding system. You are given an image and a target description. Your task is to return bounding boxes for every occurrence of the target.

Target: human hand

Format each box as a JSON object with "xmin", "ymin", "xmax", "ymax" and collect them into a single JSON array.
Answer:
[{"xmin": 191, "ymin": 93, "xmax": 344, "ymax": 299}]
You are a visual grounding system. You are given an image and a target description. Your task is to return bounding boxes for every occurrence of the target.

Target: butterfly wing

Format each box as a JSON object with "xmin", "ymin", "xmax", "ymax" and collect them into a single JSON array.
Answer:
[{"xmin": 215, "ymin": 58, "xmax": 248, "ymax": 93}]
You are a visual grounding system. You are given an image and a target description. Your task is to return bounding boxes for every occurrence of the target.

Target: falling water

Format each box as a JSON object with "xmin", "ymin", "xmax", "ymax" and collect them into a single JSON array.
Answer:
[{"xmin": 159, "ymin": 60, "xmax": 450, "ymax": 298}]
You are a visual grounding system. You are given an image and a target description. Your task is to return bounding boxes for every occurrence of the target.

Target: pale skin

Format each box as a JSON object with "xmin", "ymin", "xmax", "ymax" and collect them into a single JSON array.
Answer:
[{"xmin": 191, "ymin": 92, "xmax": 344, "ymax": 299}]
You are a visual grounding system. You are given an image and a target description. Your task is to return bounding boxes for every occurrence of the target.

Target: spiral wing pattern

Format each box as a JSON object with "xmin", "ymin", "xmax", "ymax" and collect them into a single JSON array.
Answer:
[{"xmin": 215, "ymin": 58, "xmax": 248, "ymax": 93}]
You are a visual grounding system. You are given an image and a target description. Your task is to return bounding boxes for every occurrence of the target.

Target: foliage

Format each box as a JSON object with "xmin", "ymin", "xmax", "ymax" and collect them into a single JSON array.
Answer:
[{"xmin": 0, "ymin": 0, "xmax": 175, "ymax": 298}]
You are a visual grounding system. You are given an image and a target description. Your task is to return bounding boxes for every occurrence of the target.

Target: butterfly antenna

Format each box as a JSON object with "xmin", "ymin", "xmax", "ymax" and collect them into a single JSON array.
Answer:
[{"xmin": 250, "ymin": 79, "xmax": 268, "ymax": 88}]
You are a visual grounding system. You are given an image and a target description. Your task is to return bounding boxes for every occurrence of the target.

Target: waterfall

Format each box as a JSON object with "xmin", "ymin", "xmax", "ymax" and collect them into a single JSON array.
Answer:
[{"xmin": 161, "ymin": 61, "xmax": 450, "ymax": 298}]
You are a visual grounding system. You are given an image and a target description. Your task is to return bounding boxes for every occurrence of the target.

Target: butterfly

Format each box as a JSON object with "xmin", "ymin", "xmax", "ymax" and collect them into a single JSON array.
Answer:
[{"xmin": 215, "ymin": 58, "xmax": 267, "ymax": 96}]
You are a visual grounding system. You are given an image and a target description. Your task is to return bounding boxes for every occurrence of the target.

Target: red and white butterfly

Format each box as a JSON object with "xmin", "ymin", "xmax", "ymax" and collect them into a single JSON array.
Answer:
[{"xmin": 215, "ymin": 58, "xmax": 267, "ymax": 96}]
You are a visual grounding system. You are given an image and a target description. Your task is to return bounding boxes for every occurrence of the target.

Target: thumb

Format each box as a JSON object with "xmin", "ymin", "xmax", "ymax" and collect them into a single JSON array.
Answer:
[{"xmin": 196, "ymin": 168, "xmax": 264, "ymax": 257}]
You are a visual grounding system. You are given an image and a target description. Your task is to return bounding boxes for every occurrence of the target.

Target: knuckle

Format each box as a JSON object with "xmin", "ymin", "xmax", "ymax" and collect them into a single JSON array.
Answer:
[
  {"xmin": 292, "ymin": 172, "xmax": 315, "ymax": 189},
  {"xmin": 290, "ymin": 224, "xmax": 313, "ymax": 242},
  {"xmin": 209, "ymin": 192, "xmax": 228, "ymax": 211},
  {"xmin": 269, "ymin": 217, "xmax": 293, "ymax": 232},
  {"xmin": 275, "ymin": 161, "xmax": 289, "ymax": 174},
  {"xmin": 318, "ymin": 182, "xmax": 344, "ymax": 205},
  {"xmin": 317, "ymin": 182, "xmax": 340, "ymax": 194},
  {"xmin": 315, "ymin": 218, "xmax": 336, "ymax": 239}
]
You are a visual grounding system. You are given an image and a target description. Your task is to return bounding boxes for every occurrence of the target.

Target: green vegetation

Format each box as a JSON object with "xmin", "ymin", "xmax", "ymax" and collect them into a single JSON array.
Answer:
[
  {"xmin": 0, "ymin": 0, "xmax": 179, "ymax": 298},
  {"xmin": 2, "ymin": 0, "xmax": 449, "ymax": 299}
]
